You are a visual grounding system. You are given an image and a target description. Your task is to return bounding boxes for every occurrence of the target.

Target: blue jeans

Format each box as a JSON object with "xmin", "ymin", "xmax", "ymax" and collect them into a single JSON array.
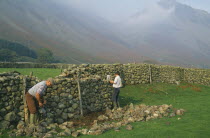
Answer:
[{"xmin": 112, "ymin": 88, "xmax": 120, "ymax": 103}]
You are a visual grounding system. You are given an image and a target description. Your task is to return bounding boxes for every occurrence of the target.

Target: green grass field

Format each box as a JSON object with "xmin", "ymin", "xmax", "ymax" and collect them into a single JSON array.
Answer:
[
  {"xmin": 0, "ymin": 68, "xmax": 210, "ymax": 138},
  {"xmin": 0, "ymin": 68, "xmax": 61, "ymax": 80}
]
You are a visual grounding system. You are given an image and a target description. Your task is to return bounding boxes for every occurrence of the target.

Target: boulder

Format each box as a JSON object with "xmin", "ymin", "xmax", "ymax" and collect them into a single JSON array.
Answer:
[{"xmin": 126, "ymin": 124, "xmax": 133, "ymax": 130}]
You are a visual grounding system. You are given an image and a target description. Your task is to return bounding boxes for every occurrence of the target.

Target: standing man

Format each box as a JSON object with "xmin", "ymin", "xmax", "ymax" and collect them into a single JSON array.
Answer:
[
  {"xmin": 110, "ymin": 72, "xmax": 122, "ymax": 109},
  {"xmin": 25, "ymin": 78, "xmax": 53, "ymax": 124}
]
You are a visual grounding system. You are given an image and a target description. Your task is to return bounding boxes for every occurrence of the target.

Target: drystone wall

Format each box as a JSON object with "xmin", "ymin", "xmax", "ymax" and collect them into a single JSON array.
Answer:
[
  {"xmin": 60, "ymin": 63, "xmax": 210, "ymax": 86},
  {"xmin": 0, "ymin": 72, "xmax": 113, "ymax": 129},
  {"xmin": 44, "ymin": 76, "xmax": 113, "ymax": 124},
  {"xmin": 0, "ymin": 72, "xmax": 40, "ymax": 129},
  {"xmin": 1, "ymin": 63, "xmax": 210, "ymax": 130}
]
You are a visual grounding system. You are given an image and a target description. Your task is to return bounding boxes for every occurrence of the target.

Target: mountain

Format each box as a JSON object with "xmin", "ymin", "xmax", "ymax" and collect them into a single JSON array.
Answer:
[
  {"xmin": 1, "ymin": 0, "xmax": 210, "ymax": 67},
  {"xmin": 118, "ymin": 0, "xmax": 210, "ymax": 67},
  {"xmin": 0, "ymin": 0, "xmax": 150, "ymax": 64}
]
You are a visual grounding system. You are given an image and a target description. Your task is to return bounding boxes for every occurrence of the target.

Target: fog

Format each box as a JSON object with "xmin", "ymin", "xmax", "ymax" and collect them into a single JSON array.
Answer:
[{"xmin": 54, "ymin": 0, "xmax": 210, "ymax": 22}]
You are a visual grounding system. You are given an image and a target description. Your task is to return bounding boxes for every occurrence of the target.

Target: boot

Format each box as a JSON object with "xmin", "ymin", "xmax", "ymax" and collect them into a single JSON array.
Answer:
[
  {"xmin": 117, "ymin": 101, "xmax": 120, "ymax": 108},
  {"xmin": 113, "ymin": 102, "xmax": 118, "ymax": 109},
  {"xmin": 34, "ymin": 113, "xmax": 39, "ymax": 125},
  {"xmin": 30, "ymin": 114, "xmax": 35, "ymax": 125}
]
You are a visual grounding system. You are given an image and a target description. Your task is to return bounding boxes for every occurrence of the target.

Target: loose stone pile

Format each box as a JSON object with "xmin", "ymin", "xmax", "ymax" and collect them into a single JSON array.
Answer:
[{"xmin": 7, "ymin": 103, "xmax": 185, "ymax": 137}]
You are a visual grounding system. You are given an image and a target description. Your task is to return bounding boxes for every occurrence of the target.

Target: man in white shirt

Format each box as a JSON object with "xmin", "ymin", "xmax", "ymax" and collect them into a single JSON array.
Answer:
[
  {"xmin": 110, "ymin": 72, "xmax": 122, "ymax": 109},
  {"xmin": 26, "ymin": 78, "xmax": 54, "ymax": 124}
]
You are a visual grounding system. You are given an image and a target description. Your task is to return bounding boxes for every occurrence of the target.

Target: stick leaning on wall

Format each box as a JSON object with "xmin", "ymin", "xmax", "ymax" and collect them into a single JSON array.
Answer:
[
  {"xmin": 23, "ymin": 76, "xmax": 29, "ymax": 124},
  {"xmin": 77, "ymin": 71, "xmax": 83, "ymax": 117}
]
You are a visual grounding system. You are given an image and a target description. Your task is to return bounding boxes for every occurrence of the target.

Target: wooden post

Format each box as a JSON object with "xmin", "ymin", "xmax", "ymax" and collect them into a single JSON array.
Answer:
[
  {"xmin": 30, "ymin": 72, "xmax": 33, "ymax": 77},
  {"xmin": 61, "ymin": 65, "xmax": 63, "ymax": 73},
  {"xmin": 149, "ymin": 65, "xmax": 152, "ymax": 84},
  {"xmin": 23, "ymin": 76, "xmax": 29, "ymax": 124},
  {"xmin": 77, "ymin": 72, "xmax": 83, "ymax": 116}
]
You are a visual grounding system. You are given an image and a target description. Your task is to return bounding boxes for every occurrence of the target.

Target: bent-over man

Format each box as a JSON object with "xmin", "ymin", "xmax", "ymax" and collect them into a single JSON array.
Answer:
[
  {"xmin": 110, "ymin": 72, "xmax": 122, "ymax": 109},
  {"xmin": 25, "ymin": 78, "xmax": 53, "ymax": 124}
]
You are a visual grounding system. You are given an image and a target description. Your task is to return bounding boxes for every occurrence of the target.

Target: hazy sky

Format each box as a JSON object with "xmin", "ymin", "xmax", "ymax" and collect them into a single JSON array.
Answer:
[{"xmin": 59, "ymin": 0, "xmax": 210, "ymax": 22}]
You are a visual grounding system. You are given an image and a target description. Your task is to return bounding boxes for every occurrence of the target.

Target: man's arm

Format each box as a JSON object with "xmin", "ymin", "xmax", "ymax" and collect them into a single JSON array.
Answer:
[
  {"xmin": 35, "ymin": 93, "xmax": 43, "ymax": 107},
  {"xmin": 110, "ymin": 77, "xmax": 118, "ymax": 84}
]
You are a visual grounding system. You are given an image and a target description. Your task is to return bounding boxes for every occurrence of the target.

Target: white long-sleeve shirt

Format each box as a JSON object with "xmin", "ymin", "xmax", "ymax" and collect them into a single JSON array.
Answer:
[{"xmin": 113, "ymin": 75, "xmax": 122, "ymax": 88}]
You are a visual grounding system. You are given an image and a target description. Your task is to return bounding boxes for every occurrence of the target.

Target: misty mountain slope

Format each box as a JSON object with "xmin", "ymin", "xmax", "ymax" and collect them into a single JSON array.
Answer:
[
  {"xmin": 0, "ymin": 0, "xmax": 149, "ymax": 63},
  {"xmin": 118, "ymin": 0, "xmax": 210, "ymax": 67}
]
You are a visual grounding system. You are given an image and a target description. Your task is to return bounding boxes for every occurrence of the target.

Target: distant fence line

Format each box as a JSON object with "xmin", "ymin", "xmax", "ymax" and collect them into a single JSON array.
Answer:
[{"xmin": 0, "ymin": 62, "xmax": 71, "ymax": 69}]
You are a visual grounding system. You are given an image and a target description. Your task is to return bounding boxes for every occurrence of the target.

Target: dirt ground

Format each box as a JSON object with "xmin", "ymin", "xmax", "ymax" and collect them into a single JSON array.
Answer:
[{"xmin": 72, "ymin": 111, "xmax": 106, "ymax": 128}]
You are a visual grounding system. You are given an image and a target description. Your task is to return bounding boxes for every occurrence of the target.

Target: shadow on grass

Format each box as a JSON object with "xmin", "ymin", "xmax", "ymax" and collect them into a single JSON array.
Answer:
[{"xmin": 119, "ymin": 96, "xmax": 144, "ymax": 107}]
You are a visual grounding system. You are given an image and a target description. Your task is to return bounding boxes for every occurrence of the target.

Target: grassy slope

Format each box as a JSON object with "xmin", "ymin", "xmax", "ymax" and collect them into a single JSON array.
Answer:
[
  {"xmin": 0, "ymin": 69, "xmax": 210, "ymax": 138},
  {"xmin": 0, "ymin": 68, "xmax": 61, "ymax": 80}
]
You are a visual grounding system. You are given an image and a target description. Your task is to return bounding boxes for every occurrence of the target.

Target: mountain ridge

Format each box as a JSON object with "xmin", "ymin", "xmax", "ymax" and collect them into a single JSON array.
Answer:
[{"xmin": 0, "ymin": 0, "xmax": 210, "ymax": 67}]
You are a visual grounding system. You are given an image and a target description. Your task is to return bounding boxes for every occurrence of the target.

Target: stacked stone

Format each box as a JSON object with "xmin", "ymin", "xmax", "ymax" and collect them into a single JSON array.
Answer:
[
  {"xmin": 151, "ymin": 65, "xmax": 184, "ymax": 84},
  {"xmin": 184, "ymin": 68, "xmax": 210, "ymax": 86},
  {"xmin": 0, "ymin": 72, "xmax": 24, "ymax": 129},
  {"xmin": 60, "ymin": 64, "xmax": 123, "ymax": 81},
  {"xmin": 59, "ymin": 63, "xmax": 189, "ymax": 86},
  {"xmin": 44, "ymin": 76, "xmax": 113, "ymax": 124},
  {"xmin": 80, "ymin": 78, "xmax": 113, "ymax": 112},
  {"xmin": 44, "ymin": 78, "xmax": 80, "ymax": 124},
  {"xmin": 123, "ymin": 64, "xmax": 150, "ymax": 85}
]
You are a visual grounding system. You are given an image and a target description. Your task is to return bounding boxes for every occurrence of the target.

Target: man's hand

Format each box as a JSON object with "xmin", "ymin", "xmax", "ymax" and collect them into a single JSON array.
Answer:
[
  {"xmin": 43, "ymin": 100, "xmax": 47, "ymax": 105},
  {"xmin": 110, "ymin": 80, "xmax": 114, "ymax": 84},
  {"xmin": 39, "ymin": 102, "xmax": 43, "ymax": 107}
]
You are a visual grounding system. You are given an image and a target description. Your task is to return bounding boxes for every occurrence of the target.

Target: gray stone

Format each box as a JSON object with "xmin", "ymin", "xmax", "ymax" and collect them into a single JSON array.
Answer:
[
  {"xmin": 68, "ymin": 107, "xmax": 74, "ymax": 113},
  {"xmin": 0, "ymin": 120, "xmax": 10, "ymax": 129},
  {"xmin": 57, "ymin": 118, "xmax": 64, "ymax": 124},
  {"xmin": 68, "ymin": 113, "xmax": 74, "ymax": 119},
  {"xmin": 67, "ymin": 122, "xmax": 74, "ymax": 128},
  {"xmin": 126, "ymin": 124, "xmax": 133, "ymax": 130},
  {"xmin": 4, "ymin": 111, "xmax": 16, "ymax": 121},
  {"xmin": 43, "ymin": 133, "xmax": 53, "ymax": 138},
  {"xmin": 46, "ymin": 118, "xmax": 54, "ymax": 125},
  {"xmin": 72, "ymin": 103, "xmax": 79, "ymax": 109},
  {"xmin": 5, "ymin": 105, "xmax": 12, "ymax": 111},
  {"xmin": 114, "ymin": 127, "xmax": 120, "ymax": 132},
  {"xmin": 19, "ymin": 105, "xmax": 24, "ymax": 110},
  {"xmin": 47, "ymin": 123, "xmax": 57, "ymax": 129},
  {"xmin": 56, "ymin": 109, "xmax": 62, "ymax": 115},
  {"xmin": 72, "ymin": 131, "xmax": 79, "ymax": 137},
  {"xmin": 17, "ymin": 121, "xmax": 25, "ymax": 129},
  {"xmin": 62, "ymin": 113, "xmax": 68, "ymax": 120},
  {"xmin": 11, "ymin": 86, "xmax": 18, "ymax": 91},
  {"xmin": 170, "ymin": 113, "xmax": 176, "ymax": 117},
  {"xmin": 58, "ymin": 103, "xmax": 66, "ymax": 109},
  {"xmin": 6, "ymin": 86, "xmax": 12, "ymax": 92},
  {"xmin": 51, "ymin": 102, "xmax": 57, "ymax": 107},
  {"xmin": 68, "ymin": 95, "xmax": 73, "ymax": 100},
  {"xmin": 64, "ymin": 128, "xmax": 72, "ymax": 135}
]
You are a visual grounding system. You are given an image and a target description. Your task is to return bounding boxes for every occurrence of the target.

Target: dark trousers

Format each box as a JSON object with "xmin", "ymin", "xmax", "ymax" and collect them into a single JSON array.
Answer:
[
  {"xmin": 26, "ymin": 92, "xmax": 38, "ymax": 114},
  {"xmin": 112, "ymin": 88, "xmax": 120, "ymax": 103}
]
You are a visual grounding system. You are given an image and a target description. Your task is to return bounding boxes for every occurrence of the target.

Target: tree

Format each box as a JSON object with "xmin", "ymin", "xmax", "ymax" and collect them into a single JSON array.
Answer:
[
  {"xmin": 37, "ymin": 48, "xmax": 54, "ymax": 63},
  {"xmin": 0, "ymin": 49, "xmax": 18, "ymax": 62}
]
